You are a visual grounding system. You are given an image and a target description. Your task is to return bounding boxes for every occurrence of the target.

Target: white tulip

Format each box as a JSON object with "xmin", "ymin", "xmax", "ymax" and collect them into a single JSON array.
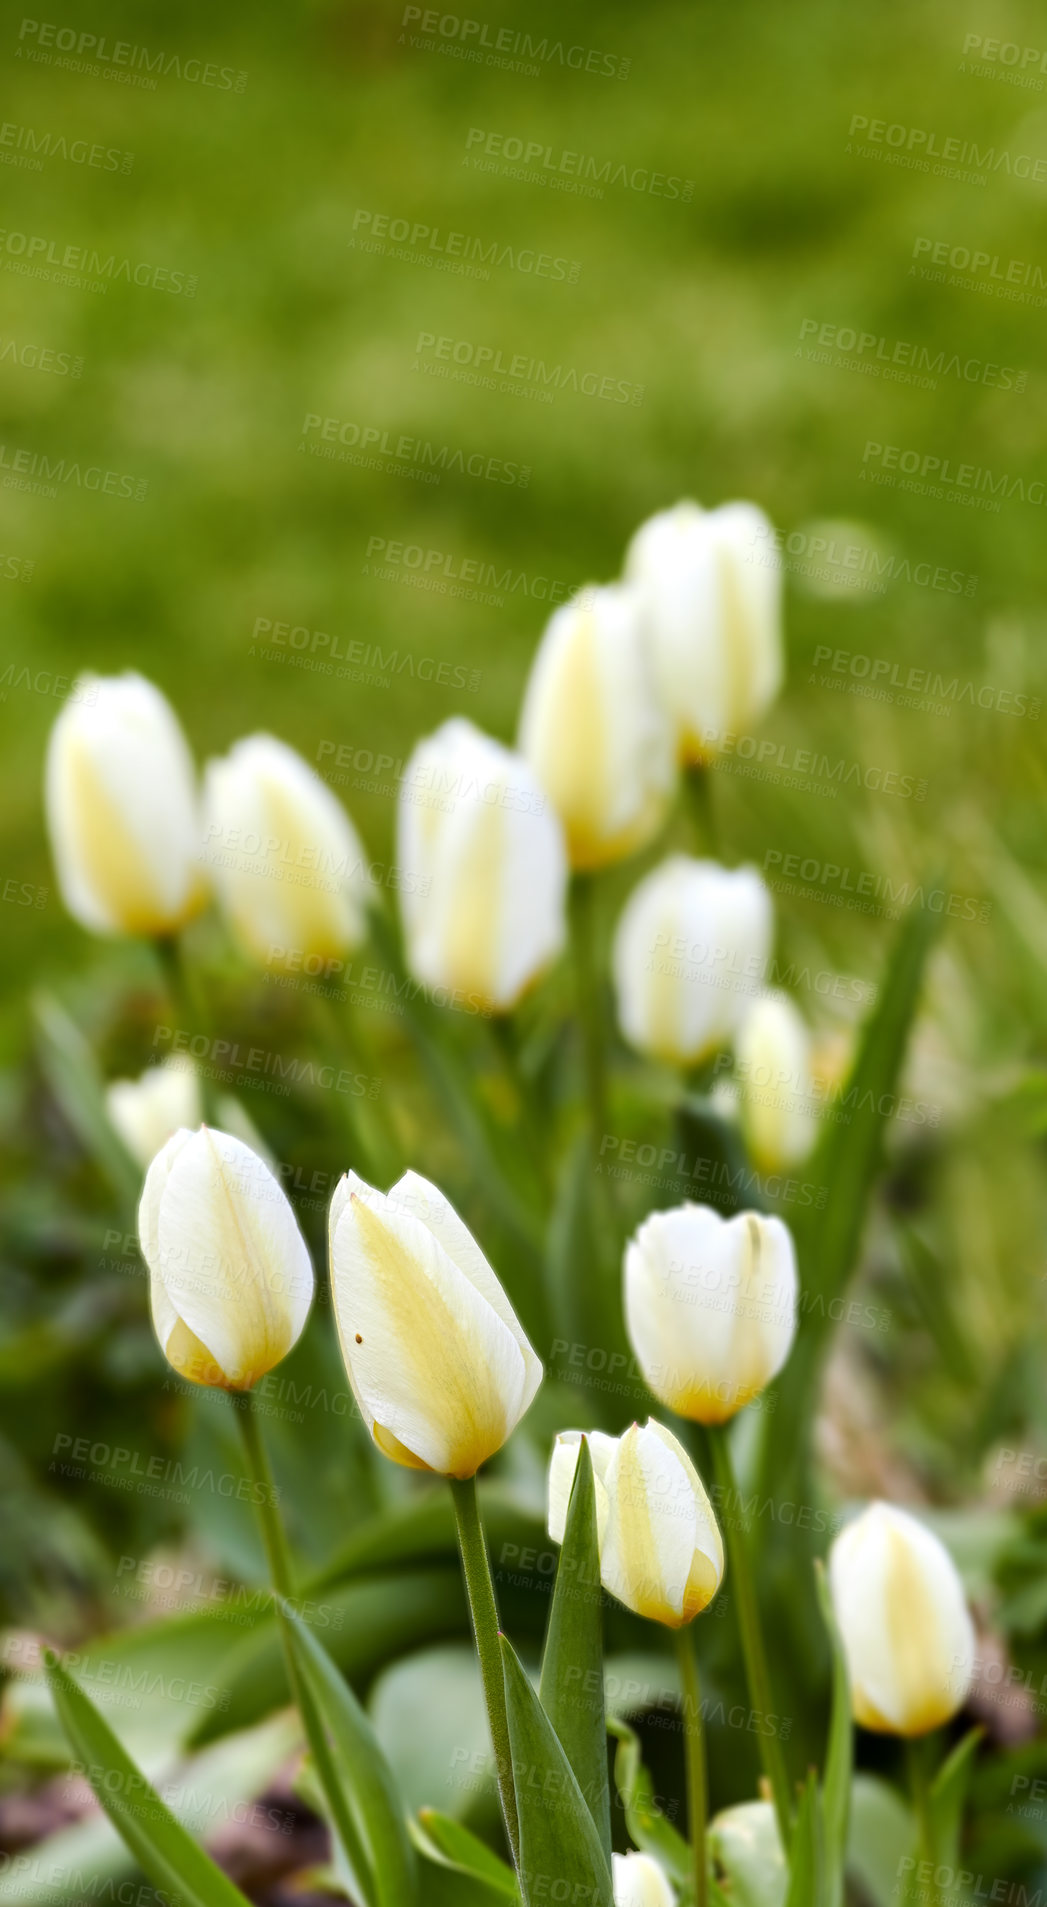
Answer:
[
  {"xmin": 612, "ymin": 1849, "xmax": 676, "ymax": 1907},
  {"xmin": 203, "ymin": 735, "xmax": 369, "ymax": 968},
  {"xmin": 625, "ymin": 499, "xmax": 783, "ymax": 762},
  {"xmin": 829, "ymin": 1502, "xmax": 975, "ymax": 1736},
  {"xmin": 329, "ymin": 1169, "xmax": 542, "ymax": 1478},
  {"xmin": 624, "ymin": 1204, "xmax": 798, "ymax": 1425},
  {"xmin": 139, "ymin": 1126, "xmax": 313, "ymax": 1390},
  {"xmin": 734, "ymin": 992, "xmax": 817, "ymax": 1171},
  {"xmin": 45, "ymin": 672, "xmax": 205, "ymax": 936},
  {"xmin": 546, "ymin": 1429, "xmax": 619, "ymax": 1545},
  {"xmin": 613, "ymin": 856, "xmax": 773, "ymax": 1066},
  {"xmin": 601, "ymin": 1420, "xmax": 724, "ymax": 1627},
  {"xmin": 518, "ymin": 584, "xmax": 675, "ymax": 870},
  {"xmin": 106, "ymin": 1060, "xmax": 201, "ymax": 1168},
  {"xmin": 397, "ymin": 718, "xmax": 567, "ymax": 1012}
]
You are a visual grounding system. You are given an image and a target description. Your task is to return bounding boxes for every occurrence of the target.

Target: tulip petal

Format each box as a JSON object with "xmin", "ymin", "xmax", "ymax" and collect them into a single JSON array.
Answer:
[
  {"xmin": 602, "ymin": 1422, "xmax": 721, "ymax": 1627},
  {"xmin": 144, "ymin": 1128, "xmax": 312, "ymax": 1389},
  {"xmin": 330, "ymin": 1184, "xmax": 534, "ymax": 1476},
  {"xmin": 547, "ymin": 1430, "xmax": 617, "ymax": 1545}
]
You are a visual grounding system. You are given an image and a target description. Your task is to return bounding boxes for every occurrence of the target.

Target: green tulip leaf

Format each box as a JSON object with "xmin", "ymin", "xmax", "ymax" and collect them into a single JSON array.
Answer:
[
  {"xmin": 927, "ymin": 1724, "xmax": 985, "ymax": 1870},
  {"xmin": 538, "ymin": 1437, "xmax": 612, "ymax": 1864},
  {"xmin": 814, "ymin": 1559, "xmax": 852, "ymax": 1905},
  {"xmin": 784, "ymin": 1770, "xmax": 826, "ymax": 1907},
  {"xmin": 278, "ymin": 1597, "xmax": 418, "ymax": 1907},
  {"xmin": 846, "ymin": 1775, "xmax": 914, "ymax": 1907},
  {"xmin": 417, "ymin": 1810, "xmax": 519, "ymax": 1897},
  {"xmin": 607, "ymin": 1715, "xmax": 692, "ymax": 1886},
  {"xmin": 501, "ymin": 1635, "xmax": 613, "ymax": 1907},
  {"xmin": 43, "ymin": 1649, "xmax": 254, "ymax": 1907}
]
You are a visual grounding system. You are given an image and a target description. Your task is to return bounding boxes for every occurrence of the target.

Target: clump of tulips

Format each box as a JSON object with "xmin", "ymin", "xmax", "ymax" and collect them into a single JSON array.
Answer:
[{"xmin": 36, "ymin": 498, "xmax": 977, "ymax": 1907}]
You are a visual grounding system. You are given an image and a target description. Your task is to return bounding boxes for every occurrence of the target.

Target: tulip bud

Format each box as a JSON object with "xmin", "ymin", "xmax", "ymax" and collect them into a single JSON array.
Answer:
[
  {"xmin": 329, "ymin": 1168, "xmax": 542, "ymax": 1477},
  {"xmin": 203, "ymin": 735, "xmax": 369, "ymax": 968},
  {"xmin": 546, "ymin": 1429, "xmax": 618, "ymax": 1545},
  {"xmin": 625, "ymin": 499, "xmax": 783, "ymax": 763},
  {"xmin": 734, "ymin": 991, "xmax": 817, "ymax": 1171},
  {"xmin": 518, "ymin": 584, "xmax": 675, "ymax": 870},
  {"xmin": 828, "ymin": 1502, "xmax": 975, "ymax": 1736},
  {"xmin": 45, "ymin": 672, "xmax": 206, "ymax": 937},
  {"xmin": 613, "ymin": 856, "xmax": 773, "ymax": 1066},
  {"xmin": 624, "ymin": 1204, "xmax": 797, "ymax": 1424},
  {"xmin": 106, "ymin": 1060, "xmax": 201, "ymax": 1169},
  {"xmin": 397, "ymin": 718, "xmax": 567, "ymax": 1012},
  {"xmin": 612, "ymin": 1850, "xmax": 676, "ymax": 1907},
  {"xmin": 601, "ymin": 1420, "xmax": 724, "ymax": 1627},
  {"xmin": 139, "ymin": 1126, "xmax": 314, "ymax": 1390}
]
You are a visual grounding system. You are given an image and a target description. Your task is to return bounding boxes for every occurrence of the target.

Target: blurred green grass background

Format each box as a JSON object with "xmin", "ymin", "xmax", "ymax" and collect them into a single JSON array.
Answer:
[{"xmin": 2, "ymin": 0, "xmax": 1047, "ymax": 1610}]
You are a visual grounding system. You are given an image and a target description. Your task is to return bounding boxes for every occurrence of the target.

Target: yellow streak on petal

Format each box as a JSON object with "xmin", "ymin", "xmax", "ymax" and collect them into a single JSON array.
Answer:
[
  {"xmin": 65, "ymin": 734, "xmax": 173, "ymax": 934},
  {"xmin": 880, "ymin": 1524, "xmax": 957, "ymax": 1736},
  {"xmin": 165, "ymin": 1316, "xmax": 232, "ymax": 1390},
  {"xmin": 437, "ymin": 799, "xmax": 502, "ymax": 1007},
  {"xmin": 350, "ymin": 1195, "xmax": 515, "ymax": 1478}
]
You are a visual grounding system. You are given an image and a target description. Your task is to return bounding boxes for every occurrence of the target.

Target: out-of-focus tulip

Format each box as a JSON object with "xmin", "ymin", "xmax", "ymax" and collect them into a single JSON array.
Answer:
[
  {"xmin": 546, "ymin": 1428, "xmax": 619, "ymax": 1545},
  {"xmin": 45, "ymin": 672, "xmax": 206, "ymax": 936},
  {"xmin": 139, "ymin": 1126, "xmax": 313, "ymax": 1390},
  {"xmin": 600, "ymin": 1420, "xmax": 724, "ymax": 1627},
  {"xmin": 625, "ymin": 499, "xmax": 783, "ymax": 763},
  {"xmin": 107, "ymin": 1060, "xmax": 201, "ymax": 1168},
  {"xmin": 397, "ymin": 717, "xmax": 567, "ymax": 1012},
  {"xmin": 612, "ymin": 856, "xmax": 773, "ymax": 1066},
  {"xmin": 203, "ymin": 735, "xmax": 369, "ymax": 969},
  {"xmin": 734, "ymin": 991, "xmax": 817, "ymax": 1171},
  {"xmin": 612, "ymin": 1849, "xmax": 676, "ymax": 1907},
  {"xmin": 518, "ymin": 584, "xmax": 675, "ymax": 870},
  {"xmin": 708, "ymin": 1801, "xmax": 785, "ymax": 1904},
  {"xmin": 829, "ymin": 1502, "xmax": 975, "ymax": 1736},
  {"xmin": 329, "ymin": 1169, "xmax": 542, "ymax": 1478},
  {"xmin": 624, "ymin": 1204, "xmax": 798, "ymax": 1425}
]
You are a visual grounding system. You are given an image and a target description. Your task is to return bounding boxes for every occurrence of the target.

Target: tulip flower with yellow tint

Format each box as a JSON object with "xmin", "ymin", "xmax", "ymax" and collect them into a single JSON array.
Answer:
[
  {"xmin": 829, "ymin": 1502, "xmax": 975, "ymax": 1736},
  {"xmin": 625, "ymin": 1203, "xmax": 798, "ymax": 1426},
  {"xmin": 329, "ymin": 1168, "xmax": 542, "ymax": 1479},
  {"xmin": 612, "ymin": 857, "xmax": 773, "ymax": 1067},
  {"xmin": 106, "ymin": 1060, "xmax": 201, "ymax": 1169},
  {"xmin": 734, "ymin": 991, "xmax": 817, "ymax": 1172},
  {"xmin": 397, "ymin": 717, "xmax": 567, "ymax": 1012},
  {"xmin": 548, "ymin": 1420, "xmax": 724, "ymax": 1628},
  {"xmin": 518, "ymin": 584, "xmax": 675, "ymax": 870},
  {"xmin": 139, "ymin": 1125, "xmax": 313, "ymax": 1390},
  {"xmin": 45, "ymin": 672, "xmax": 206, "ymax": 937},
  {"xmin": 203, "ymin": 734, "xmax": 369, "ymax": 969},
  {"xmin": 625, "ymin": 500, "xmax": 783, "ymax": 765},
  {"xmin": 613, "ymin": 1850, "xmax": 676, "ymax": 1907}
]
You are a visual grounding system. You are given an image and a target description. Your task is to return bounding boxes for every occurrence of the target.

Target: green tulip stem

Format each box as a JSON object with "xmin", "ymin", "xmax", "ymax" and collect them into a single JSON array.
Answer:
[
  {"xmin": 311, "ymin": 991, "xmax": 397, "ymax": 1185},
  {"xmin": 449, "ymin": 1474, "xmax": 521, "ymax": 1870},
  {"xmin": 153, "ymin": 933, "xmax": 219, "ymax": 1123},
  {"xmin": 674, "ymin": 1624, "xmax": 708, "ymax": 1907},
  {"xmin": 234, "ymin": 1391, "xmax": 373, "ymax": 1890},
  {"xmin": 906, "ymin": 1735, "xmax": 937, "ymax": 1869},
  {"xmin": 708, "ymin": 1422, "xmax": 793, "ymax": 1847},
  {"xmin": 683, "ymin": 762, "xmax": 718, "ymax": 856},
  {"xmin": 569, "ymin": 873, "xmax": 608, "ymax": 1153}
]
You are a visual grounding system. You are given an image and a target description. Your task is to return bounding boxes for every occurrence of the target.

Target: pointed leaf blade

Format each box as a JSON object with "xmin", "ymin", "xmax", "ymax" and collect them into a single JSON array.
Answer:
[
  {"xmin": 538, "ymin": 1438, "xmax": 611, "ymax": 1864},
  {"xmin": 501, "ymin": 1636, "xmax": 613, "ymax": 1907}
]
